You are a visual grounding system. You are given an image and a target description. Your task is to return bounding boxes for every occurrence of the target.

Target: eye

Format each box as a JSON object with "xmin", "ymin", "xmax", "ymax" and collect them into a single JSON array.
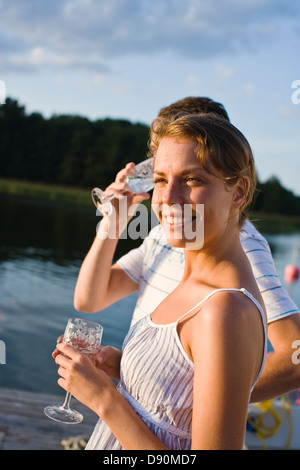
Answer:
[
  {"xmin": 184, "ymin": 176, "xmax": 204, "ymax": 185},
  {"xmin": 153, "ymin": 177, "xmax": 167, "ymax": 185},
  {"xmin": 185, "ymin": 177, "xmax": 197, "ymax": 182}
]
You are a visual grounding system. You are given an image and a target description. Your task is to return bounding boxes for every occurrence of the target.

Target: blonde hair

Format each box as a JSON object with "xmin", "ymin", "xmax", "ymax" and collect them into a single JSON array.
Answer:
[{"xmin": 149, "ymin": 113, "xmax": 256, "ymax": 227}]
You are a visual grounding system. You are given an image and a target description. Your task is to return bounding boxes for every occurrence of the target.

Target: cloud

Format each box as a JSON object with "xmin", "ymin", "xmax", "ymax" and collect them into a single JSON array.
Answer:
[
  {"xmin": 243, "ymin": 82, "xmax": 256, "ymax": 96},
  {"xmin": 215, "ymin": 64, "xmax": 236, "ymax": 80},
  {"xmin": 276, "ymin": 104, "xmax": 300, "ymax": 119},
  {"xmin": 1, "ymin": 45, "xmax": 110, "ymax": 74},
  {"xmin": 0, "ymin": 0, "xmax": 299, "ymax": 74},
  {"xmin": 186, "ymin": 73, "xmax": 202, "ymax": 87}
]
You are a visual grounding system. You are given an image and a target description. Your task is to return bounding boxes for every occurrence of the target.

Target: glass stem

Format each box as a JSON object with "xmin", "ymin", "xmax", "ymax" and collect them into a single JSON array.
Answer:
[{"xmin": 62, "ymin": 391, "xmax": 72, "ymax": 410}]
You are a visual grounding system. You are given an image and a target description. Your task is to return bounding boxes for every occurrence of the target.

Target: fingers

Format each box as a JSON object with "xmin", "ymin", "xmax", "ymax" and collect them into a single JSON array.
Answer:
[
  {"xmin": 55, "ymin": 343, "xmax": 90, "ymax": 377},
  {"xmin": 54, "ymin": 346, "xmax": 72, "ymax": 385},
  {"xmin": 56, "ymin": 334, "xmax": 63, "ymax": 343},
  {"xmin": 52, "ymin": 334, "xmax": 64, "ymax": 358},
  {"xmin": 95, "ymin": 345, "xmax": 115, "ymax": 365},
  {"xmin": 105, "ymin": 162, "xmax": 151, "ymax": 201},
  {"xmin": 56, "ymin": 342, "xmax": 79, "ymax": 360},
  {"xmin": 105, "ymin": 181, "xmax": 130, "ymax": 199},
  {"xmin": 115, "ymin": 163, "xmax": 135, "ymax": 183}
]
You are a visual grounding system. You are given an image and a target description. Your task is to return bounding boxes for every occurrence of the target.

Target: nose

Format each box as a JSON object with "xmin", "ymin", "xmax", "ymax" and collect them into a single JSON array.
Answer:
[{"xmin": 162, "ymin": 179, "xmax": 184, "ymax": 206}]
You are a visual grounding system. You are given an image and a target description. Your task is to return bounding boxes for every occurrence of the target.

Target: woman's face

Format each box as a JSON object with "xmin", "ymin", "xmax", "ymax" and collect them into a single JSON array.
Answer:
[{"xmin": 152, "ymin": 136, "xmax": 238, "ymax": 250}]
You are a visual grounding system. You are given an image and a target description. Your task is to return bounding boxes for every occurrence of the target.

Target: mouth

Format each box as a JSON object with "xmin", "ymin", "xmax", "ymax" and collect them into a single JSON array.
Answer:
[
  {"xmin": 154, "ymin": 203, "xmax": 204, "ymax": 240},
  {"xmin": 157, "ymin": 204, "xmax": 204, "ymax": 248},
  {"xmin": 162, "ymin": 214, "xmax": 195, "ymax": 228}
]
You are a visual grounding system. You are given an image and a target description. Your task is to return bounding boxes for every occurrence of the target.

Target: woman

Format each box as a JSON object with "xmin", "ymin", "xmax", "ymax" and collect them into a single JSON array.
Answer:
[{"xmin": 55, "ymin": 114, "xmax": 267, "ymax": 450}]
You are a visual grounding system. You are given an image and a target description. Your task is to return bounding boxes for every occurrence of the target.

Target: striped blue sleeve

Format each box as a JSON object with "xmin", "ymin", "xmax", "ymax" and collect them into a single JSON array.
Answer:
[
  {"xmin": 116, "ymin": 225, "xmax": 161, "ymax": 284},
  {"xmin": 241, "ymin": 221, "xmax": 299, "ymax": 323}
]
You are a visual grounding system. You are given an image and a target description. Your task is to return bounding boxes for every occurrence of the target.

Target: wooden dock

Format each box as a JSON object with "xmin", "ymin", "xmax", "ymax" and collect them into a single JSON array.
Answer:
[{"xmin": 0, "ymin": 387, "xmax": 98, "ymax": 450}]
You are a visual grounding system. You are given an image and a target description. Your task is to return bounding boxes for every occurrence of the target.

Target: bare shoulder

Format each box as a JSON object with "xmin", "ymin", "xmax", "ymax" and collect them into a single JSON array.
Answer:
[
  {"xmin": 189, "ymin": 289, "xmax": 265, "ymax": 376},
  {"xmin": 199, "ymin": 289, "xmax": 264, "ymax": 328}
]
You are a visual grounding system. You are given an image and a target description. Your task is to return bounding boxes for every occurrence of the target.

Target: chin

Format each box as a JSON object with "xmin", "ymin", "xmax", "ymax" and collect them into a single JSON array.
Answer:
[
  {"xmin": 165, "ymin": 237, "xmax": 186, "ymax": 249},
  {"xmin": 162, "ymin": 218, "xmax": 204, "ymax": 251},
  {"xmin": 163, "ymin": 231, "xmax": 204, "ymax": 251}
]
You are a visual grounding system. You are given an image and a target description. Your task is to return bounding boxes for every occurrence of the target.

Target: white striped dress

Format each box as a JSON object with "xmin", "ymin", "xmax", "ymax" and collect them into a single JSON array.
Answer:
[{"xmin": 86, "ymin": 288, "xmax": 267, "ymax": 450}]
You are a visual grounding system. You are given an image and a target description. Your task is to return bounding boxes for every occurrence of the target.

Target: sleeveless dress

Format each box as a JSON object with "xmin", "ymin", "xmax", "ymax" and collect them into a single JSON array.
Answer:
[{"xmin": 86, "ymin": 288, "xmax": 267, "ymax": 450}]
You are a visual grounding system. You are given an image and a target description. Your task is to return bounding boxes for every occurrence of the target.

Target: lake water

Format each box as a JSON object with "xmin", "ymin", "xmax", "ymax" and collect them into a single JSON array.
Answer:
[{"xmin": 0, "ymin": 194, "xmax": 299, "ymax": 396}]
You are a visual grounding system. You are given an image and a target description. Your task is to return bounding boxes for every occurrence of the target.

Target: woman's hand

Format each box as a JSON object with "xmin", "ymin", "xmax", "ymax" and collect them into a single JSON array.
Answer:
[
  {"xmin": 52, "ymin": 334, "xmax": 63, "ymax": 359},
  {"xmin": 55, "ymin": 343, "xmax": 115, "ymax": 417},
  {"xmin": 95, "ymin": 345, "xmax": 122, "ymax": 382},
  {"xmin": 55, "ymin": 344, "xmax": 168, "ymax": 449},
  {"xmin": 53, "ymin": 335, "xmax": 122, "ymax": 381}
]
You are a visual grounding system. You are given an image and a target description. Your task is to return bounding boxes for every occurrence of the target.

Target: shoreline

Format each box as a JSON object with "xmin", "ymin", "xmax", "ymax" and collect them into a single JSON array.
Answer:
[
  {"xmin": 0, "ymin": 177, "xmax": 300, "ymax": 232},
  {"xmin": 0, "ymin": 177, "xmax": 91, "ymax": 207}
]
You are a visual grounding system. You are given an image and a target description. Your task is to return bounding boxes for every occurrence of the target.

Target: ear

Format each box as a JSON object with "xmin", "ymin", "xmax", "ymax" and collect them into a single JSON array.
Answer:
[{"xmin": 231, "ymin": 176, "xmax": 250, "ymax": 211}]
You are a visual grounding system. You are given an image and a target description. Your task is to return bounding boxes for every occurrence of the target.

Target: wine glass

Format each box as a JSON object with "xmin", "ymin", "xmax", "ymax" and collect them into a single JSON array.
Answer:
[
  {"xmin": 44, "ymin": 318, "xmax": 103, "ymax": 424},
  {"xmin": 91, "ymin": 157, "xmax": 154, "ymax": 216}
]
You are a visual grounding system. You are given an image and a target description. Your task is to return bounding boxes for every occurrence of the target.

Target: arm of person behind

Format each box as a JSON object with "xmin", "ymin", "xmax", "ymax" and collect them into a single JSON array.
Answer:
[
  {"xmin": 250, "ymin": 313, "xmax": 300, "ymax": 403},
  {"xmin": 241, "ymin": 220, "xmax": 300, "ymax": 402},
  {"xmin": 73, "ymin": 220, "xmax": 138, "ymax": 313},
  {"xmin": 74, "ymin": 164, "xmax": 149, "ymax": 313}
]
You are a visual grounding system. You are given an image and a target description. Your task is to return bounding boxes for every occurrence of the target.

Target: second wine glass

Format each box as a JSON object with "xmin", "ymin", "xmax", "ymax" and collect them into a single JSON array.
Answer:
[
  {"xmin": 44, "ymin": 318, "xmax": 103, "ymax": 424},
  {"xmin": 91, "ymin": 157, "xmax": 154, "ymax": 216}
]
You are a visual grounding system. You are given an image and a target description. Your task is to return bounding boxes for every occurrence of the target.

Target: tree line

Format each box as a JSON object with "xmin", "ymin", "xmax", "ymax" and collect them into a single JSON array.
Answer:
[
  {"xmin": 0, "ymin": 97, "xmax": 299, "ymax": 217},
  {"xmin": 0, "ymin": 98, "xmax": 149, "ymax": 191}
]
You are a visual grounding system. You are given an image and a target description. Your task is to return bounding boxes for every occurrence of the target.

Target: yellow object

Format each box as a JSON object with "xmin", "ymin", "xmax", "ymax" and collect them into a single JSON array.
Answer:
[{"xmin": 247, "ymin": 395, "xmax": 293, "ymax": 450}]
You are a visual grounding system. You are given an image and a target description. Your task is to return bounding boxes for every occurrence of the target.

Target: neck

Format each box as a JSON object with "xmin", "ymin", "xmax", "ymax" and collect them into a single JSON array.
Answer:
[{"xmin": 182, "ymin": 225, "xmax": 244, "ymax": 285}]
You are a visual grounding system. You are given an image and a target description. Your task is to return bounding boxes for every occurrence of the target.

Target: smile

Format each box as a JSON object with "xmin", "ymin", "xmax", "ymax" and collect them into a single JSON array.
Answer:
[{"xmin": 162, "ymin": 215, "xmax": 195, "ymax": 227}]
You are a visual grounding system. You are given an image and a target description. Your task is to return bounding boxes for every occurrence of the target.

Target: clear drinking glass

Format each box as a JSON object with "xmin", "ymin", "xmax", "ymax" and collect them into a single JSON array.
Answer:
[
  {"xmin": 44, "ymin": 318, "xmax": 103, "ymax": 424},
  {"xmin": 91, "ymin": 157, "xmax": 154, "ymax": 216}
]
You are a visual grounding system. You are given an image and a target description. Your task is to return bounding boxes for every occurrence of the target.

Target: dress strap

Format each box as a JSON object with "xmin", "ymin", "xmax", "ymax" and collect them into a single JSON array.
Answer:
[
  {"xmin": 176, "ymin": 288, "xmax": 244, "ymax": 324},
  {"xmin": 239, "ymin": 288, "xmax": 268, "ymax": 386},
  {"xmin": 175, "ymin": 287, "xmax": 267, "ymax": 386}
]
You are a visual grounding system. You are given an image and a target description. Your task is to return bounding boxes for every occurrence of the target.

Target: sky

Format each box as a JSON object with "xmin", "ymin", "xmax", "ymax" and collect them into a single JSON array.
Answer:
[{"xmin": 1, "ymin": 0, "xmax": 300, "ymax": 195}]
